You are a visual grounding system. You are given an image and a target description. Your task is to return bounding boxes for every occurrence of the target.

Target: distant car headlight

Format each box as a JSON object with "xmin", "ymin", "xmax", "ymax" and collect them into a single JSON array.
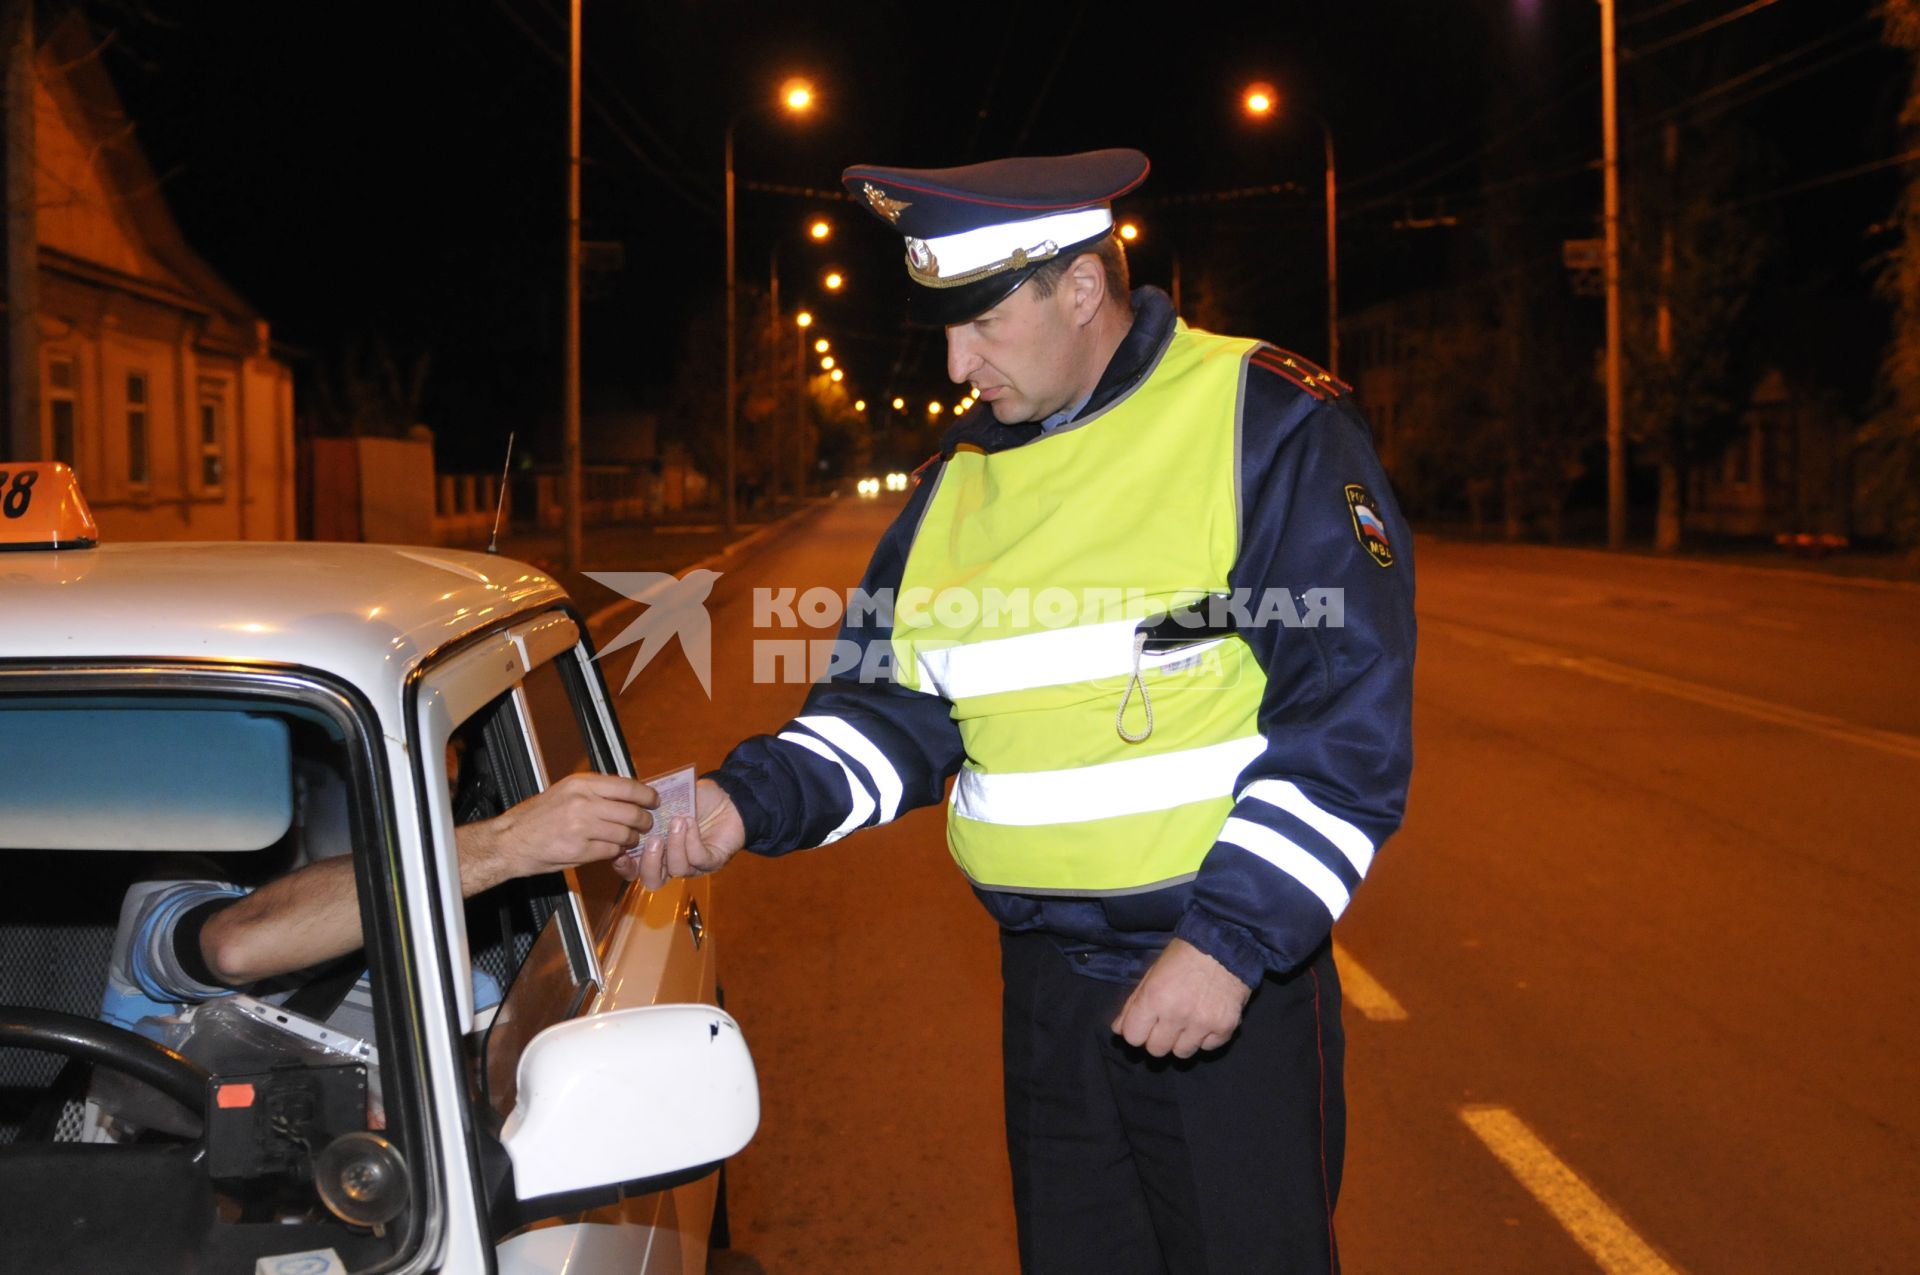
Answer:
[{"xmin": 886, "ymin": 472, "xmax": 908, "ymax": 491}]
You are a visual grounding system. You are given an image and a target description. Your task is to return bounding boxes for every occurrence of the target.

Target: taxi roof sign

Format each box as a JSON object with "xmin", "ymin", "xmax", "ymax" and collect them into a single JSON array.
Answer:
[{"xmin": 0, "ymin": 462, "xmax": 99, "ymax": 551}]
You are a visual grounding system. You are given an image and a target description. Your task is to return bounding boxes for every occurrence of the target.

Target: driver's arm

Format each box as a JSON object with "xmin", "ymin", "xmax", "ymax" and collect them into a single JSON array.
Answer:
[{"xmin": 195, "ymin": 771, "xmax": 655, "ymax": 987}]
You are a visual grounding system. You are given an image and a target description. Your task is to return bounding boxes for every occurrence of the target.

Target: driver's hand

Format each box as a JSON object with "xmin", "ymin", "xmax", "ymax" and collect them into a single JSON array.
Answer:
[{"xmin": 616, "ymin": 778, "xmax": 746, "ymax": 890}]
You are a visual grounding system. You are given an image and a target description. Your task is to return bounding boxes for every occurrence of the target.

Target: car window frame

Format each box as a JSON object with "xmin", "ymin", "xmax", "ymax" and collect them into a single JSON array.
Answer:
[
  {"xmin": 0, "ymin": 659, "xmax": 443, "ymax": 1275},
  {"xmin": 407, "ymin": 613, "xmax": 608, "ymax": 1035}
]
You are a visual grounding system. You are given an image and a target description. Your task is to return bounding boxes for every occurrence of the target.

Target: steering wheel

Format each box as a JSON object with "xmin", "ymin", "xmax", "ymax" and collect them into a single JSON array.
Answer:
[{"xmin": 0, "ymin": 1006, "xmax": 209, "ymax": 1118}]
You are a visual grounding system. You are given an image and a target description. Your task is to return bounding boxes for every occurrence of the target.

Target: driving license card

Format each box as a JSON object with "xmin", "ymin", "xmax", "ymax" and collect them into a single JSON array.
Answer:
[{"xmin": 631, "ymin": 764, "xmax": 696, "ymax": 857}]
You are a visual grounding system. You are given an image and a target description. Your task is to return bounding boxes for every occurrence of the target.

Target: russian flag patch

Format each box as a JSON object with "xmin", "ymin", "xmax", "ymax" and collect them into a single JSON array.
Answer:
[{"xmin": 1344, "ymin": 484, "xmax": 1394, "ymax": 567}]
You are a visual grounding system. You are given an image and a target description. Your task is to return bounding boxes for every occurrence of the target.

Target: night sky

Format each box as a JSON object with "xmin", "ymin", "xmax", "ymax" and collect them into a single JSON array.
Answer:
[{"xmin": 81, "ymin": 0, "xmax": 1906, "ymax": 474}]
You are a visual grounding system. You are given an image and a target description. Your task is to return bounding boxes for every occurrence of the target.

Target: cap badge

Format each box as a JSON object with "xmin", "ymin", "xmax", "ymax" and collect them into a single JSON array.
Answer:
[
  {"xmin": 861, "ymin": 183, "xmax": 912, "ymax": 224},
  {"xmin": 906, "ymin": 237, "xmax": 939, "ymax": 276}
]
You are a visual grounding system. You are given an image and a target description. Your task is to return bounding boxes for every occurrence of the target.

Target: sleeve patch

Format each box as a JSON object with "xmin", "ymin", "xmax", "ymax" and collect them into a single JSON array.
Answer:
[{"xmin": 1344, "ymin": 484, "xmax": 1394, "ymax": 567}]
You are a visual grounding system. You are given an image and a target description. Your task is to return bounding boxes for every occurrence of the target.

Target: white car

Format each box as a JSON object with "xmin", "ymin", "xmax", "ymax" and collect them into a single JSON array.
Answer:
[{"xmin": 0, "ymin": 462, "xmax": 756, "ymax": 1275}]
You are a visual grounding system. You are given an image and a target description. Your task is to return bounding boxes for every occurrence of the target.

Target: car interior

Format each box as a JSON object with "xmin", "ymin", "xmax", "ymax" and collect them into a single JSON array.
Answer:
[{"xmin": 0, "ymin": 686, "xmax": 578, "ymax": 1274}]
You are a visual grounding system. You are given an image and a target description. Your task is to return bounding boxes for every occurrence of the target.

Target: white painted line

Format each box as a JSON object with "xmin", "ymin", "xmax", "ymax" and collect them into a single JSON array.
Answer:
[
  {"xmin": 1331, "ymin": 941, "xmax": 1407, "ymax": 1021},
  {"xmin": 1428, "ymin": 620, "xmax": 1920, "ymax": 763},
  {"xmin": 1460, "ymin": 1105, "xmax": 1684, "ymax": 1275}
]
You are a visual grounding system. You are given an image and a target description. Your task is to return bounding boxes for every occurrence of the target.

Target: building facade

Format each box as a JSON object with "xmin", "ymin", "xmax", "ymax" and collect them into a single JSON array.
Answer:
[{"xmin": 20, "ymin": 17, "xmax": 294, "ymax": 540}]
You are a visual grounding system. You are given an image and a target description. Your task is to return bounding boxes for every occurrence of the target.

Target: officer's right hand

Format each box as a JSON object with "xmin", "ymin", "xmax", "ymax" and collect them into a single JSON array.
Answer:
[{"xmin": 617, "ymin": 777, "xmax": 746, "ymax": 891}]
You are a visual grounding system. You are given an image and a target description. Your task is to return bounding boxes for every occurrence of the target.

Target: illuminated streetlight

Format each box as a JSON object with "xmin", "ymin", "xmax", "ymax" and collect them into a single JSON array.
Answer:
[
  {"xmin": 780, "ymin": 78, "xmax": 815, "ymax": 112},
  {"xmin": 796, "ymin": 310, "xmax": 813, "ymax": 328},
  {"xmin": 814, "ymin": 338, "xmax": 830, "ymax": 354},
  {"xmin": 1242, "ymin": 79, "xmax": 1337, "ymax": 378},
  {"xmin": 821, "ymin": 356, "xmax": 835, "ymax": 370},
  {"xmin": 727, "ymin": 80, "xmax": 817, "ymax": 531},
  {"xmin": 892, "ymin": 397, "xmax": 906, "ymax": 411},
  {"xmin": 824, "ymin": 271, "xmax": 844, "ymax": 291},
  {"xmin": 809, "ymin": 219, "xmax": 831, "ymax": 240},
  {"xmin": 928, "ymin": 401, "xmax": 944, "ymax": 417},
  {"xmin": 855, "ymin": 399, "xmax": 867, "ymax": 412},
  {"xmin": 830, "ymin": 368, "xmax": 844, "ymax": 383},
  {"xmin": 1119, "ymin": 221, "xmax": 1140, "ymax": 242}
]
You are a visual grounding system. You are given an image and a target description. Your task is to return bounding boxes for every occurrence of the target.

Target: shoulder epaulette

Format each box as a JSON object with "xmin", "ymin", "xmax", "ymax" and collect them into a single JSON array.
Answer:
[{"xmin": 1248, "ymin": 345, "xmax": 1350, "ymax": 401}]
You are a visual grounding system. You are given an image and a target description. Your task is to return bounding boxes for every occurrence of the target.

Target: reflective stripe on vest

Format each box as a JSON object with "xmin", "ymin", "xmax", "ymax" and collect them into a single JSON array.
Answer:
[{"xmin": 895, "ymin": 321, "xmax": 1269, "ymax": 894}]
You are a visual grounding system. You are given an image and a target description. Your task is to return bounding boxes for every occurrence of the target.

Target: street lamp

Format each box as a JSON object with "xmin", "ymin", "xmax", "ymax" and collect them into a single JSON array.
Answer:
[
  {"xmin": 1243, "ymin": 81, "xmax": 1338, "ymax": 378},
  {"xmin": 1118, "ymin": 221, "xmax": 1140, "ymax": 243},
  {"xmin": 830, "ymin": 369, "xmax": 844, "ymax": 383},
  {"xmin": 821, "ymin": 356, "xmax": 835, "ymax": 370},
  {"xmin": 810, "ymin": 219, "xmax": 832, "ymax": 241},
  {"xmin": 891, "ymin": 397, "xmax": 905, "ymax": 411},
  {"xmin": 823, "ymin": 271, "xmax": 844, "ymax": 292},
  {"xmin": 725, "ymin": 77, "xmax": 815, "ymax": 532},
  {"xmin": 814, "ymin": 338, "xmax": 830, "ymax": 354}
]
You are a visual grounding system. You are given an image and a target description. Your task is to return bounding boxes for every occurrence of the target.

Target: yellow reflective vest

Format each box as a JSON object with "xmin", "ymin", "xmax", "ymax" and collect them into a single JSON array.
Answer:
[{"xmin": 892, "ymin": 320, "xmax": 1269, "ymax": 894}]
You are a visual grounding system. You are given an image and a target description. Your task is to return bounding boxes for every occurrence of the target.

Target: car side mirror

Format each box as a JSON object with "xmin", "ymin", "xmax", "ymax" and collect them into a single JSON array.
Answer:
[{"xmin": 499, "ymin": 1004, "xmax": 759, "ymax": 1202}]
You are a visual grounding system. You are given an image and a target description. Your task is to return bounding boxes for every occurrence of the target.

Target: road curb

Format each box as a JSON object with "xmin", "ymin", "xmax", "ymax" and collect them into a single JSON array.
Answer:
[{"xmin": 585, "ymin": 496, "xmax": 839, "ymax": 631}]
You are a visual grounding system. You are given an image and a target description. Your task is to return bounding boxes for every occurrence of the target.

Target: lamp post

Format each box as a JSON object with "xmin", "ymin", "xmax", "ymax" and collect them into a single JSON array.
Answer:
[
  {"xmin": 767, "ymin": 218, "xmax": 831, "ymax": 508},
  {"xmin": 724, "ymin": 78, "xmax": 813, "ymax": 533},
  {"xmin": 563, "ymin": 0, "xmax": 582, "ymax": 570},
  {"xmin": 1244, "ymin": 83, "xmax": 1339, "ymax": 378},
  {"xmin": 794, "ymin": 311, "xmax": 813, "ymax": 502}
]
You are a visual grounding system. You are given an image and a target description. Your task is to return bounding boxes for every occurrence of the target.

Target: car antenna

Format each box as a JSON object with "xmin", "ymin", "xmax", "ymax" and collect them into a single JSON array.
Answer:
[{"xmin": 486, "ymin": 430, "xmax": 515, "ymax": 555}]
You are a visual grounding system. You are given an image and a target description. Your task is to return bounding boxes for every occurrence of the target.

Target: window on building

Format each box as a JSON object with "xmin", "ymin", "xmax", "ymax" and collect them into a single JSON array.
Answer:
[
  {"xmin": 46, "ymin": 357, "xmax": 77, "ymax": 469},
  {"xmin": 198, "ymin": 381, "xmax": 227, "ymax": 489},
  {"xmin": 126, "ymin": 372, "xmax": 150, "ymax": 487}
]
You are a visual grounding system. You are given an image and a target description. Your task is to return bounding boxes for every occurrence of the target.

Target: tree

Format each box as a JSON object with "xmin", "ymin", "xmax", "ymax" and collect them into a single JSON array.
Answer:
[
  {"xmin": 660, "ymin": 283, "xmax": 785, "ymax": 507},
  {"xmin": 1868, "ymin": 0, "xmax": 1920, "ymax": 549},
  {"xmin": 1621, "ymin": 117, "xmax": 1776, "ymax": 551},
  {"xmin": 307, "ymin": 335, "xmax": 431, "ymax": 440}
]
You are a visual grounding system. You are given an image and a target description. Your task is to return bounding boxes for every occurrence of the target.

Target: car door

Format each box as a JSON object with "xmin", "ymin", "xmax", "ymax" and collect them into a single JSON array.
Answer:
[{"xmin": 410, "ymin": 608, "xmax": 722, "ymax": 1275}]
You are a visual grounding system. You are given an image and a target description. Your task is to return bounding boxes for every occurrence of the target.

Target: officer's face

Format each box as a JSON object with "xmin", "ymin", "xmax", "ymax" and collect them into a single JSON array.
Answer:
[{"xmin": 945, "ymin": 279, "xmax": 1088, "ymax": 424}]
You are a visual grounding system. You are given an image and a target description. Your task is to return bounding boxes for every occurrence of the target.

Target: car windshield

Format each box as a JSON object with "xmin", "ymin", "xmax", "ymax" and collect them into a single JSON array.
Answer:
[{"xmin": 0, "ymin": 685, "xmax": 421, "ymax": 1275}]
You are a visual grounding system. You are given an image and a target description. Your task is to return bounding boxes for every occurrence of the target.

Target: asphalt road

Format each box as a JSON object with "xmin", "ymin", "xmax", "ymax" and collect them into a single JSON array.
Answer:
[{"xmin": 593, "ymin": 495, "xmax": 1920, "ymax": 1274}]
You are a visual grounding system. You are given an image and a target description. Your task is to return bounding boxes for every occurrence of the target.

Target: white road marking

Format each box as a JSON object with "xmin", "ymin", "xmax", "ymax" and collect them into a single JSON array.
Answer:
[
  {"xmin": 1460, "ymin": 1105, "xmax": 1684, "ymax": 1275},
  {"xmin": 1331, "ymin": 941, "xmax": 1407, "ymax": 1021},
  {"xmin": 1429, "ymin": 620, "xmax": 1920, "ymax": 763}
]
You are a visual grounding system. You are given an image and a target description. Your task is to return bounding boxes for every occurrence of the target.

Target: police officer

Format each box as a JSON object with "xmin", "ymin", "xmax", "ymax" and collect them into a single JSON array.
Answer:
[{"xmin": 620, "ymin": 148, "xmax": 1415, "ymax": 1274}]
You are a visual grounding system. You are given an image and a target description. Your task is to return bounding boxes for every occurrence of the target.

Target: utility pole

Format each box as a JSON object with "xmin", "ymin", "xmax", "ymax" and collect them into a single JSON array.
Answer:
[
  {"xmin": 563, "ymin": 0, "xmax": 583, "ymax": 571},
  {"xmin": 1324, "ymin": 125, "xmax": 1339, "ymax": 379},
  {"xmin": 1602, "ymin": 0, "xmax": 1626, "ymax": 549},
  {"xmin": 5, "ymin": 0, "xmax": 37, "ymax": 461},
  {"xmin": 767, "ymin": 249, "xmax": 781, "ymax": 503},
  {"xmin": 723, "ymin": 125, "xmax": 737, "ymax": 534}
]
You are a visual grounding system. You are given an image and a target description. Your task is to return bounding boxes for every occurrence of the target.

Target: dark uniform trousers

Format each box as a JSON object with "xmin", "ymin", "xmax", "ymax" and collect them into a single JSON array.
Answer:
[{"xmin": 1000, "ymin": 930, "xmax": 1345, "ymax": 1275}]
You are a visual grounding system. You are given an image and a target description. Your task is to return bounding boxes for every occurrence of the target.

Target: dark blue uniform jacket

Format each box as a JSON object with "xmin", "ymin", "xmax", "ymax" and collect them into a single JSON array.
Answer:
[{"xmin": 711, "ymin": 286, "xmax": 1416, "ymax": 988}]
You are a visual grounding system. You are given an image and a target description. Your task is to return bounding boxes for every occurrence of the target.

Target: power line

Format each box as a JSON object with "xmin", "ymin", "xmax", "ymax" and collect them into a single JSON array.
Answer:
[
  {"xmin": 491, "ymin": 0, "xmax": 720, "ymax": 219},
  {"xmin": 1723, "ymin": 143, "xmax": 1920, "ymax": 210},
  {"xmin": 1633, "ymin": 14, "xmax": 1877, "ymax": 127},
  {"xmin": 1623, "ymin": 0, "xmax": 1791, "ymax": 60},
  {"xmin": 1622, "ymin": 0, "xmax": 1730, "ymax": 27}
]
